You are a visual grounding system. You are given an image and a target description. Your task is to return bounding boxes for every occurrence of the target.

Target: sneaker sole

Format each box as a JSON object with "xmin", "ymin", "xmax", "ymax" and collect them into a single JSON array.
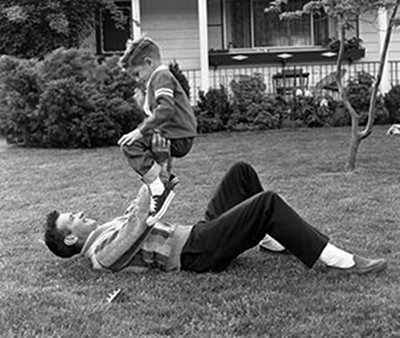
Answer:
[
  {"xmin": 146, "ymin": 190, "xmax": 176, "ymax": 226},
  {"xmin": 327, "ymin": 259, "xmax": 388, "ymax": 275}
]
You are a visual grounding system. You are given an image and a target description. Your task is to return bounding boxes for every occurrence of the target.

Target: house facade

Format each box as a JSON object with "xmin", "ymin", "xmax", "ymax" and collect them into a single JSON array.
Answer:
[{"xmin": 85, "ymin": 0, "xmax": 400, "ymax": 102}]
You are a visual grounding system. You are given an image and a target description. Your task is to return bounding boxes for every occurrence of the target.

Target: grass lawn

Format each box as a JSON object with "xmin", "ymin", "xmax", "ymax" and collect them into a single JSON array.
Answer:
[{"xmin": 1, "ymin": 125, "xmax": 400, "ymax": 337}]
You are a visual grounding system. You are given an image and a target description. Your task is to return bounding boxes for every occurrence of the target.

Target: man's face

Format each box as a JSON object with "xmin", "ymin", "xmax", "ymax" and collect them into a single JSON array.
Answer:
[{"xmin": 56, "ymin": 212, "xmax": 98, "ymax": 244}]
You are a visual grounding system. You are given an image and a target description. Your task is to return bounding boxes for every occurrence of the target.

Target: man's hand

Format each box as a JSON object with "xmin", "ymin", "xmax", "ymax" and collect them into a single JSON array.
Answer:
[
  {"xmin": 118, "ymin": 129, "xmax": 143, "ymax": 147},
  {"xmin": 134, "ymin": 88, "xmax": 145, "ymax": 107},
  {"xmin": 152, "ymin": 132, "xmax": 170, "ymax": 164}
]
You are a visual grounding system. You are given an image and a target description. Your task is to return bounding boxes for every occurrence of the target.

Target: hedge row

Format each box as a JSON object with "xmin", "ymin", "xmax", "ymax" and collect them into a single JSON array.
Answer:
[
  {"xmin": 0, "ymin": 48, "xmax": 143, "ymax": 148},
  {"xmin": 195, "ymin": 71, "xmax": 397, "ymax": 134},
  {"xmin": 1, "ymin": 48, "xmax": 400, "ymax": 148}
]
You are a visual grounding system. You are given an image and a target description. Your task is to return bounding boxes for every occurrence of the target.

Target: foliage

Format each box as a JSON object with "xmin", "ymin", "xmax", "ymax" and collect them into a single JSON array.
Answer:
[
  {"xmin": 40, "ymin": 48, "xmax": 100, "ymax": 84},
  {"xmin": 384, "ymin": 84, "xmax": 400, "ymax": 122},
  {"xmin": 327, "ymin": 37, "xmax": 363, "ymax": 52},
  {"xmin": 287, "ymin": 94, "xmax": 335, "ymax": 128},
  {"xmin": 0, "ymin": 0, "xmax": 122, "ymax": 59},
  {"xmin": 196, "ymin": 86, "xmax": 233, "ymax": 133},
  {"xmin": 0, "ymin": 49, "xmax": 143, "ymax": 148},
  {"xmin": 345, "ymin": 71, "xmax": 374, "ymax": 113},
  {"xmin": 169, "ymin": 61, "xmax": 191, "ymax": 99},
  {"xmin": 229, "ymin": 74, "xmax": 283, "ymax": 131},
  {"xmin": 345, "ymin": 71, "xmax": 390, "ymax": 125}
]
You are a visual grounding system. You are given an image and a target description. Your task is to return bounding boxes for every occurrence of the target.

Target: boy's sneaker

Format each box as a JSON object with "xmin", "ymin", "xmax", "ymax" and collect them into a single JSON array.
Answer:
[{"xmin": 146, "ymin": 175, "xmax": 179, "ymax": 226}]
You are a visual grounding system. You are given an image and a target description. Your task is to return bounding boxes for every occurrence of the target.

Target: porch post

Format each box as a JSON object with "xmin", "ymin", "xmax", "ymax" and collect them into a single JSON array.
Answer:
[
  {"xmin": 378, "ymin": 7, "xmax": 391, "ymax": 93},
  {"xmin": 198, "ymin": 0, "xmax": 210, "ymax": 91},
  {"xmin": 131, "ymin": 0, "xmax": 141, "ymax": 39}
]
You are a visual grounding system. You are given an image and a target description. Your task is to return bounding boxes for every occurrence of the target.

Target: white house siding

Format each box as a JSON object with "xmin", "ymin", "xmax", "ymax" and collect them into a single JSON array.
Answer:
[
  {"xmin": 141, "ymin": 0, "xmax": 201, "ymax": 70},
  {"xmin": 360, "ymin": 11, "xmax": 385, "ymax": 62},
  {"xmin": 360, "ymin": 11, "xmax": 400, "ymax": 62}
]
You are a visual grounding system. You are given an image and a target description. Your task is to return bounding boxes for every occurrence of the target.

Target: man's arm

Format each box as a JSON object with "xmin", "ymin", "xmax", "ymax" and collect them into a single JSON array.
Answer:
[
  {"xmin": 88, "ymin": 136, "xmax": 171, "ymax": 270},
  {"xmin": 90, "ymin": 185, "xmax": 153, "ymax": 270}
]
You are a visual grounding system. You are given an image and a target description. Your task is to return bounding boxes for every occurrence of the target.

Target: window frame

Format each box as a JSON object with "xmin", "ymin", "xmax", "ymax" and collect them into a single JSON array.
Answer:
[
  {"xmin": 96, "ymin": 1, "xmax": 132, "ymax": 55},
  {"xmin": 222, "ymin": 0, "xmax": 333, "ymax": 50}
]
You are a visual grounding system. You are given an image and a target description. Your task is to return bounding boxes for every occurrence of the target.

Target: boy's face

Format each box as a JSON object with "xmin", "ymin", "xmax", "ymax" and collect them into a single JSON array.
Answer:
[{"xmin": 126, "ymin": 59, "xmax": 156, "ymax": 85}]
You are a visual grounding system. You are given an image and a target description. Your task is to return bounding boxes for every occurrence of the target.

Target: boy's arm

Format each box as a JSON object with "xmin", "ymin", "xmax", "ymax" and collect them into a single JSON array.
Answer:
[{"xmin": 139, "ymin": 71, "xmax": 176, "ymax": 136}]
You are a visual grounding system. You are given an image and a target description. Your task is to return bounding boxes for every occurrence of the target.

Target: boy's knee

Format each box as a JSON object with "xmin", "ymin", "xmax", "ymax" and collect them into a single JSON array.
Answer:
[{"xmin": 120, "ymin": 142, "xmax": 139, "ymax": 155}]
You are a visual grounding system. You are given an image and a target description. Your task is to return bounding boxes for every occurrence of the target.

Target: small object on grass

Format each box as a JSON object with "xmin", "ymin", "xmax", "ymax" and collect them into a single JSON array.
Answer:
[
  {"xmin": 386, "ymin": 124, "xmax": 400, "ymax": 135},
  {"xmin": 106, "ymin": 288, "xmax": 122, "ymax": 303}
]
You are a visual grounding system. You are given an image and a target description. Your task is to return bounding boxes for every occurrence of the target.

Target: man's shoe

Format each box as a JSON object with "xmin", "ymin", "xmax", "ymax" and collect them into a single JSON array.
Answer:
[
  {"xmin": 329, "ymin": 254, "xmax": 388, "ymax": 275},
  {"xmin": 146, "ymin": 175, "xmax": 179, "ymax": 226}
]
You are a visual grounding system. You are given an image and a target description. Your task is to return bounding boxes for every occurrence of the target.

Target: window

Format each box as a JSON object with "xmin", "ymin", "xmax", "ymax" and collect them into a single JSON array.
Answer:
[
  {"xmin": 224, "ymin": 0, "xmax": 334, "ymax": 49},
  {"xmin": 96, "ymin": 2, "xmax": 132, "ymax": 54}
]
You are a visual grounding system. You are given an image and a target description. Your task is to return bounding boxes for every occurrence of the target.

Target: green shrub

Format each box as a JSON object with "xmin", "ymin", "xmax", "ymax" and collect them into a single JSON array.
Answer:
[
  {"xmin": 327, "ymin": 101, "xmax": 350, "ymax": 127},
  {"xmin": 0, "ymin": 49, "xmax": 143, "ymax": 148},
  {"xmin": 384, "ymin": 85, "xmax": 400, "ymax": 123},
  {"xmin": 0, "ymin": 55, "xmax": 43, "ymax": 111},
  {"xmin": 0, "ymin": 55, "xmax": 44, "ymax": 144},
  {"xmin": 344, "ymin": 71, "xmax": 390, "ymax": 125},
  {"xmin": 40, "ymin": 48, "xmax": 99, "ymax": 83},
  {"xmin": 196, "ymin": 86, "xmax": 232, "ymax": 133},
  {"xmin": 36, "ymin": 79, "xmax": 95, "ymax": 148},
  {"xmin": 229, "ymin": 74, "xmax": 283, "ymax": 131},
  {"xmin": 346, "ymin": 71, "xmax": 374, "ymax": 113},
  {"xmin": 169, "ymin": 61, "xmax": 191, "ymax": 99},
  {"xmin": 288, "ymin": 95, "xmax": 335, "ymax": 128}
]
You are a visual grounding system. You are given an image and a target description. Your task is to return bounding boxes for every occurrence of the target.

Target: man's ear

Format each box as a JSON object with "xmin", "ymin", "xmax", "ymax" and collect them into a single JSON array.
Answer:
[
  {"xmin": 144, "ymin": 57, "xmax": 153, "ymax": 66},
  {"xmin": 64, "ymin": 234, "xmax": 78, "ymax": 246}
]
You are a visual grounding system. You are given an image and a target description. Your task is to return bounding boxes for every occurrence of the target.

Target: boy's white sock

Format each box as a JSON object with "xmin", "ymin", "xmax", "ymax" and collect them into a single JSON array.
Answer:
[
  {"xmin": 148, "ymin": 177, "xmax": 164, "ymax": 196},
  {"xmin": 319, "ymin": 243, "xmax": 355, "ymax": 268}
]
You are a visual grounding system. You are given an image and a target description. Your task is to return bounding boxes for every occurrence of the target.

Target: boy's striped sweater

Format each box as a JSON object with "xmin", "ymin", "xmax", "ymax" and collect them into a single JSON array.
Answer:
[{"xmin": 139, "ymin": 65, "xmax": 197, "ymax": 139}]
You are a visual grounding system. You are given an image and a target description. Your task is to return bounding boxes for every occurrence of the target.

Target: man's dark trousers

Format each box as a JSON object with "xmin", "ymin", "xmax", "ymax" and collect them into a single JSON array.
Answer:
[{"xmin": 181, "ymin": 161, "xmax": 329, "ymax": 272}]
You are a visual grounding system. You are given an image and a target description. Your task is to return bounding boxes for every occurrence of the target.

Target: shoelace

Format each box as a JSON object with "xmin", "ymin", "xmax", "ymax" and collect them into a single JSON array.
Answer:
[{"xmin": 149, "ymin": 195, "xmax": 159, "ymax": 213}]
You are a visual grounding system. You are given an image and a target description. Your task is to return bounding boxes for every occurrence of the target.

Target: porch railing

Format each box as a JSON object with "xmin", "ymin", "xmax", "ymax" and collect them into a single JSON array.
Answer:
[{"xmin": 183, "ymin": 60, "xmax": 400, "ymax": 105}]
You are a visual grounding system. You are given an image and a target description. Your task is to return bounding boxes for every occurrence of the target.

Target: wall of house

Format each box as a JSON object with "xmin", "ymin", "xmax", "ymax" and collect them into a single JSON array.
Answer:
[
  {"xmin": 141, "ymin": 0, "xmax": 201, "ymax": 70},
  {"xmin": 360, "ymin": 10, "xmax": 400, "ymax": 62}
]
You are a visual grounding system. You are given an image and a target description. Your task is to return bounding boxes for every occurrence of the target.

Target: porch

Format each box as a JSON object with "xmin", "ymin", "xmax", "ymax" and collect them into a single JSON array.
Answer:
[{"xmin": 183, "ymin": 60, "xmax": 400, "ymax": 104}]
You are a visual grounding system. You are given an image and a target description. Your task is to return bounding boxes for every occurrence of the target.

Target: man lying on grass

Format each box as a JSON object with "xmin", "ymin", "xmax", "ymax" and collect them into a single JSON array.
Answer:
[{"xmin": 44, "ymin": 142, "xmax": 387, "ymax": 275}]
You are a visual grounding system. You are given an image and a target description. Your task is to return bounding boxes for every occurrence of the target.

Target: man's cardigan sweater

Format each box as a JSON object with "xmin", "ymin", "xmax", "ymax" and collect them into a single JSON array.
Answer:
[
  {"xmin": 139, "ymin": 65, "xmax": 197, "ymax": 139},
  {"xmin": 81, "ymin": 185, "xmax": 192, "ymax": 272}
]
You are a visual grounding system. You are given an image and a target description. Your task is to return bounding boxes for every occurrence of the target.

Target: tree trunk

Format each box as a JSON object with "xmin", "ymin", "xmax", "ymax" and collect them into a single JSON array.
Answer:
[
  {"xmin": 346, "ymin": 130, "xmax": 362, "ymax": 171},
  {"xmin": 342, "ymin": 1, "xmax": 400, "ymax": 170}
]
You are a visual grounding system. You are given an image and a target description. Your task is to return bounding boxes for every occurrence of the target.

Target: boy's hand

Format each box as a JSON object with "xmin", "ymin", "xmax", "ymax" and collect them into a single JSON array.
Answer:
[
  {"xmin": 152, "ymin": 132, "xmax": 170, "ymax": 163},
  {"xmin": 118, "ymin": 129, "xmax": 143, "ymax": 147}
]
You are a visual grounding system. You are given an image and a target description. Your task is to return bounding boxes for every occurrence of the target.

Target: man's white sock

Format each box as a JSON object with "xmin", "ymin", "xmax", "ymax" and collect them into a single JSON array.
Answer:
[
  {"xmin": 260, "ymin": 235, "xmax": 285, "ymax": 252},
  {"xmin": 148, "ymin": 177, "xmax": 164, "ymax": 196},
  {"xmin": 319, "ymin": 243, "xmax": 355, "ymax": 268}
]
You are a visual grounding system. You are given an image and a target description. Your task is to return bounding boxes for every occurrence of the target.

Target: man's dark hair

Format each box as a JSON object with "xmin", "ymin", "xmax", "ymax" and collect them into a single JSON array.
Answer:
[{"xmin": 44, "ymin": 210, "xmax": 81, "ymax": 258}]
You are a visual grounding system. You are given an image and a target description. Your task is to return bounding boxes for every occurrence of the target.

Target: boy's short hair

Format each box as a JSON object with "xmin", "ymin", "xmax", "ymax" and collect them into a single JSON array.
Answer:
[
  {"xmin": 44, "ymin": 210, "xmax": 81, "ymax": 258},
  {"xmin": 118, "ymin": 36, "xmax": 161, "ymax": 70}
]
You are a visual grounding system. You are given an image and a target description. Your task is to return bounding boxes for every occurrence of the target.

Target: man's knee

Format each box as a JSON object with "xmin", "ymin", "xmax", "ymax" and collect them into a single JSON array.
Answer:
[
  {"xmin": 260, "ymin": 190, "xmax": 279, "ymax": 204},
  {"xmin": 230, "ymin": 161, "xmax": 253, "ymax": 175}
]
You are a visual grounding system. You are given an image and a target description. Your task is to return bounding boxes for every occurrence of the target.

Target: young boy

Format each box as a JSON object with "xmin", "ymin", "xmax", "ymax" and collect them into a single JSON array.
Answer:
[{"xmin": 117, "ymin": 36, "xmax": 197, "ymax": 226}]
